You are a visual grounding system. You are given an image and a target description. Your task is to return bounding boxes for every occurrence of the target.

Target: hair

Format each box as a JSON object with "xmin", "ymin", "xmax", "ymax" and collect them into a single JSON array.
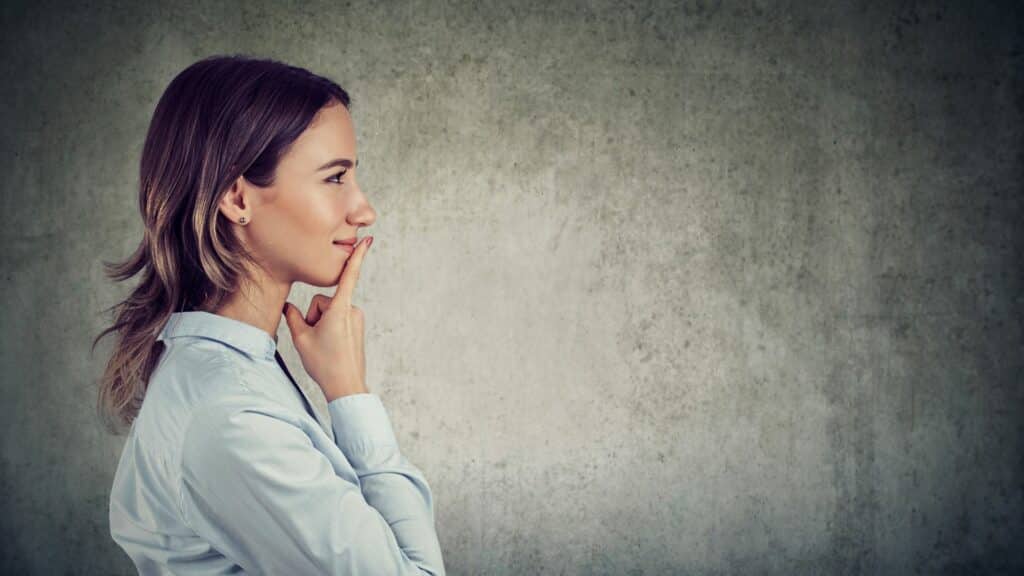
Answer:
[{"xmin": 91, "ymin": 54, "xmax": 351, "ymax": 435}]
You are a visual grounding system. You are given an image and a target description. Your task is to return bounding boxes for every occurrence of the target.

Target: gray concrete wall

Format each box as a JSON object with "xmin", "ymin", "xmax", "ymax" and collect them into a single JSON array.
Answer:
[{"xmin": 2, "ymin": 0, "xmax": 1021, "ymax": 574}]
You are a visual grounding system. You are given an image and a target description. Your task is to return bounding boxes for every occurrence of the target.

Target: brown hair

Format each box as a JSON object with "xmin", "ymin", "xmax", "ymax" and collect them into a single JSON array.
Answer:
[{"xmin": 92, "ymin": 54, "xmax": 351, "ymax": 435}]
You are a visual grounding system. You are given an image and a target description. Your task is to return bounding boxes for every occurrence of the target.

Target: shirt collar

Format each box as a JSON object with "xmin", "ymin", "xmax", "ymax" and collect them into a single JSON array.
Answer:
[{"xmin": 157, "ymin": 310, "xmax": 278, "ymax": 361}]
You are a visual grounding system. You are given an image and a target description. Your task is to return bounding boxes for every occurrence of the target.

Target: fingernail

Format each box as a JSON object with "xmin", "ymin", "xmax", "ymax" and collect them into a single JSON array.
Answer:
[{"xmin": 366, "ymin": 236, "xmax": 374, "ymax": 249}]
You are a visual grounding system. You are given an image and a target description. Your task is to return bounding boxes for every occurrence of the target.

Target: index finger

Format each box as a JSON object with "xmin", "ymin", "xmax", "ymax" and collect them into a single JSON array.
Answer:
[{"xmin": 331, "ymin": 236, "xmax": 372, "ymax": 308}]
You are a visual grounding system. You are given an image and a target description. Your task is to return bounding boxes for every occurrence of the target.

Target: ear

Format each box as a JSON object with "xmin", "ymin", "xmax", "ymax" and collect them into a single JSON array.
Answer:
[{"xmin": 217, "ymin": 175, "xmax": 251, "ymax": 223}]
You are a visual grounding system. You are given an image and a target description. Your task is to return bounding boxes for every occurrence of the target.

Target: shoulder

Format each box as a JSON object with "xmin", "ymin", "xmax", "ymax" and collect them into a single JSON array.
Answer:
[
  {"xmin": 184, "ymin": 394, "xmax": 302, "ymax": 440},
  {"xmin": 179, "ymin": 393, "xmax": 313, "ymax": 471},
  {"xmin": 132, "ymin": 343, "xmax": 244, "ymax": 455},
  {"xmin": 149, "ymin": 339, "xmax": 243, "ymax": 399}
]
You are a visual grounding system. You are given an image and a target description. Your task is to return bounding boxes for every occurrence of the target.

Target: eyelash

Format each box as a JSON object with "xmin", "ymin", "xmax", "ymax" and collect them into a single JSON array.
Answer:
[{"xmin": 326, "ymin": 170, "xmax": 348, "ymax": 184}]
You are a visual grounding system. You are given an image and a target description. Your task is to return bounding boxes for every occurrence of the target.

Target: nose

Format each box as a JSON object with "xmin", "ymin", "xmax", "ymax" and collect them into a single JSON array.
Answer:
[{"xmin": 348, "ymin": 180, "xmax": 376, "ymax": 228}]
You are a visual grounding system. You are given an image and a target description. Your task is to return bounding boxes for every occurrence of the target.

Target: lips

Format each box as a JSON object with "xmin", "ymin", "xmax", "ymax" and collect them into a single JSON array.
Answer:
[{"xmin": 333, "ymin": 237, "xmax": 358, "ymax": 254}]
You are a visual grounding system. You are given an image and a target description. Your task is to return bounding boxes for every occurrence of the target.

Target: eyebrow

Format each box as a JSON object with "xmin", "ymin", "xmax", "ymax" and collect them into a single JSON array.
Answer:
[{"xmin": 316, "ymin": 157, "xmax": 359, "ymax": 171}]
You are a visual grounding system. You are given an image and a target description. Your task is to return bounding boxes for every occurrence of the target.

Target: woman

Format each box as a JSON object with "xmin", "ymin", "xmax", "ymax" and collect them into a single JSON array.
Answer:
[{"xmin": 96, "ymin": 55, "xmax": 445, "ymax": 575}]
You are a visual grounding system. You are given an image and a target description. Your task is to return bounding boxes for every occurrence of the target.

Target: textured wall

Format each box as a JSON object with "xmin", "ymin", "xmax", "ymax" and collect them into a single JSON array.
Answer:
[{"xmin": 1, "ymin": 0, "xmax": 1021, "ymax": 574}]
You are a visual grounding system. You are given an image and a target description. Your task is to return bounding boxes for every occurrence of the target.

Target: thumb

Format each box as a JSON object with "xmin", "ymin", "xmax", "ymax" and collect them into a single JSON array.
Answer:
[{"xmin": 282, "ymin": 302, "xmax": 308, "ymax": 342}]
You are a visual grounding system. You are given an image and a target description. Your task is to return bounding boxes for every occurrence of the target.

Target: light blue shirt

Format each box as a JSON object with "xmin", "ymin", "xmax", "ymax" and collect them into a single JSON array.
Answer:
[{"xmin": 108, "ymin": 310, "xmax": 445, "ymax": 575}]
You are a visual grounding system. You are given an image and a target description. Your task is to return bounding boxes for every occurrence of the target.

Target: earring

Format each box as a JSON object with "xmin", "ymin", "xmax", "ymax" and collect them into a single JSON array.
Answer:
[{"xmin": 239, "ymin": 216, "xmax": 248, "ymax": 225}]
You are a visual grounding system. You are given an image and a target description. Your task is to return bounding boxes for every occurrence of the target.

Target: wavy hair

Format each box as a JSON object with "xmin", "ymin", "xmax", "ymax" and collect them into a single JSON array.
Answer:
[{"xmin": 92, "ymin": 54, "xmax": 351, "ymax": 435}]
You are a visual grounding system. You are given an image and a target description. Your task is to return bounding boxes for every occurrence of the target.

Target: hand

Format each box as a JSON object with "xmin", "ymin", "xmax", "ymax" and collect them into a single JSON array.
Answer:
[{"xmin": 282, "ymin": 236, "xmax": 373, "ymax": 401}]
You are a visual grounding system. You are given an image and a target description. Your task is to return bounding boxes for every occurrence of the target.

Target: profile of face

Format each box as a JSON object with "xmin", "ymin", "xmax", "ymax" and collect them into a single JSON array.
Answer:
[{"xmin": 220, "ymin": 100, "xmax": 376, "ymax": 288}]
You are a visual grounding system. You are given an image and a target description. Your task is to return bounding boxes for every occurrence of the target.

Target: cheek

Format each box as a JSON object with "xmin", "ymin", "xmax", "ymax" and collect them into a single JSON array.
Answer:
[
  {"xmin": 279, "ymin": 191, "xmax": 343, "ymax": 239},
  {"xmin": 281, "ymin": 194, "xmax": 349, "ymax": 273},
  {"xmin": 255, "ymin": 193, "xmax": 342, "ymax": 261}
]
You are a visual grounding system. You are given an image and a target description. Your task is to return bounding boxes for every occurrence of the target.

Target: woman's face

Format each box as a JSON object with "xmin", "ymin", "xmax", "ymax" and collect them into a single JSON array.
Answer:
[{"xmin": 224, "ymin": 100, "xmax": 376, "ymax": 288}]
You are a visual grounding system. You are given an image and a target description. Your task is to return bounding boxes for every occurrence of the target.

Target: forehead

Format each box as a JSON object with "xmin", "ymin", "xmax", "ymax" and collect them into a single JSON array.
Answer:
[{"xmin": 281, "ymin": 102, "xmax": 356, "ymax": 167}]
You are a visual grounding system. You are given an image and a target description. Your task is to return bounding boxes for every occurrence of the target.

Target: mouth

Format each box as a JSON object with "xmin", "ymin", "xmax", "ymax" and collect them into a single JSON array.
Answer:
[{"xmin": 333, "ymin": 237, "xmax": 358, "ymax": 253}]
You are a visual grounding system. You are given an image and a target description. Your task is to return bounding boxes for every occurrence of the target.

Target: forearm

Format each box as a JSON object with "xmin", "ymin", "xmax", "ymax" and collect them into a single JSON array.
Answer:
[{"xmin": 328, "ymin": 393, "xmax": 445, "ymax": 574}]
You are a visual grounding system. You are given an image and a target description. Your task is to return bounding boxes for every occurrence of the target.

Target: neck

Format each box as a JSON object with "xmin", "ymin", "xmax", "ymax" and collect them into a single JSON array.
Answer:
[{"xmin": 207, "ymin": 269, "xmax": 291, "ymax": 343}]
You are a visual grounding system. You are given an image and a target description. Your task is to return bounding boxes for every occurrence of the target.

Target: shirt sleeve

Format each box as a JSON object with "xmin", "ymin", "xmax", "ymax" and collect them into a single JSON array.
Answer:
[{"xmin": 178, "ymin": 394, "xmax": 445, "ymax": 576}]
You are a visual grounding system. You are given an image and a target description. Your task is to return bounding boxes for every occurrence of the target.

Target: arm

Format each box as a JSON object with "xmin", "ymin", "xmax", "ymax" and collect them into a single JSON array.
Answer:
[
  {"xmin": 328, "ymin": 393, "xmax": 444, "ymax": 568},
  {"xmin": 178, "ymin": 396, "xmax": 445, "ymax": 576}
]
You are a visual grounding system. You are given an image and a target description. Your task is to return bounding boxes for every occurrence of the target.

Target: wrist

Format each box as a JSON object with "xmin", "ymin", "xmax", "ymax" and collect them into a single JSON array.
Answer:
[{"xmin": 323, "ymin": 385, "xmax": 369, "ymax": 402}]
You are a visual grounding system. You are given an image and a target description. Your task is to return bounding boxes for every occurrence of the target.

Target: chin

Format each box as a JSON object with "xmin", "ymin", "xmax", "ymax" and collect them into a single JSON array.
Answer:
[
  {"xmin": 292, "ymin": 264, "xmax": 344, "ymax": 288},
  {"xmin": 291, "ymin": 248, "xmax": 351, "ymax": 287},
  {"xmin": 299, "ymin": 270, "xmax": 343, "ymax": 288}
]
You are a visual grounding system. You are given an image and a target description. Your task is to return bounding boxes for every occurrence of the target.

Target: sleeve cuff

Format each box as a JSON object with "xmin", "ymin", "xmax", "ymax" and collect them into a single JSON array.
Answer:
[{"xmin": 328, "ymin": 393, "xmax": 399, "ymax": 455}]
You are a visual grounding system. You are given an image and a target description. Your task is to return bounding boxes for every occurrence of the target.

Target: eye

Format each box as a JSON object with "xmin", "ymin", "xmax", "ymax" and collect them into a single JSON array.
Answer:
[{"xmin": 326, "ymin": 169, "xmax": 347, "ymax": 184}]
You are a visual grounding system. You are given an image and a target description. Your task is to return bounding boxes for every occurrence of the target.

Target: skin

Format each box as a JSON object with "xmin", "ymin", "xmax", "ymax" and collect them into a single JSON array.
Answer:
[{"xmin": 214, "ymin": 99, "xmax": 377, "ymax": 399}]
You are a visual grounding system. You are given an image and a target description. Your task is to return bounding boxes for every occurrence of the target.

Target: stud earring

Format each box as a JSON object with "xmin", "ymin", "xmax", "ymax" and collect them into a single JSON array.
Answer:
[{"xmin": 239, "ymin": 216, "xmax": 248, "ymax": 225}]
